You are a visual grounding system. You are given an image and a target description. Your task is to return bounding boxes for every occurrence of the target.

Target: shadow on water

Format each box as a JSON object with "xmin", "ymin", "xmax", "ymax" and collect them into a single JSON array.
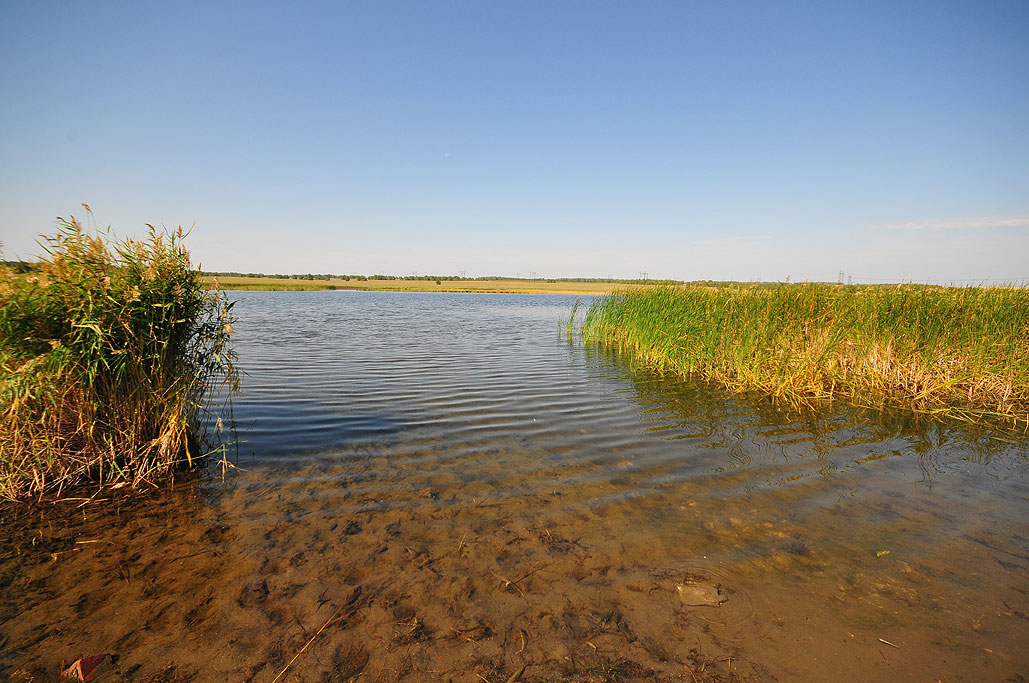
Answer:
[
  {"xmin": 2, "ymin": 292, "xmax": 1027, "ymax": 681},
  {"xmin": 230, "ymin": 410, "xmax": 408, "ymax": 461}
]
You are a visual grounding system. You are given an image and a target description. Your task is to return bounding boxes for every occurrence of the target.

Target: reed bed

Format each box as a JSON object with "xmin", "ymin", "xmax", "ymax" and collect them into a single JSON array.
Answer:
[
  {"xmin": 0, "ymin": 210, "xmax": 239, "ymax": 500},
  {"xmin": 576, "ymin": 283, "xmax": 1029, "ymax": 430}
]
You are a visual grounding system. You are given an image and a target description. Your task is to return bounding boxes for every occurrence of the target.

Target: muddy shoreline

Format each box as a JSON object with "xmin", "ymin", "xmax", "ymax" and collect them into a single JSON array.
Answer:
[{"xmin": 3, "ymin": 431, "xmax": 1026, "ymax": 681}]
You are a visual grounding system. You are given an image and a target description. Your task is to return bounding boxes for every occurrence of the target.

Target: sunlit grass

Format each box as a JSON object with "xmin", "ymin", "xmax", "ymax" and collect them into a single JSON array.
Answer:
[
  {"xmin": 0, "ymin": 209, "xmax": 239, "ymax": 500},
  {"xmin": 575, "ymin": 283, "xmax": 1029, "ymax": 430}
]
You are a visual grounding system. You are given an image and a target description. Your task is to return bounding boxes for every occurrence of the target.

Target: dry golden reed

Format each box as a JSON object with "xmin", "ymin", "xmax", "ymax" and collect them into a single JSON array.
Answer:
[{"xmin": 0, "ymin": 207, "xmax": 239, "ymax": 500}]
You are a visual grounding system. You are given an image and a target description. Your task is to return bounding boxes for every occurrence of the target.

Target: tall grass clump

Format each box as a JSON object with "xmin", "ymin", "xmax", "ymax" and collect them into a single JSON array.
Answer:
[
  {"xmin": 577, "ymin": 283, "xmax": 1029, "ymax": 430},
  {"xmin": 0, "ymin": 209, "xmax": 239, "ymax": 500}
]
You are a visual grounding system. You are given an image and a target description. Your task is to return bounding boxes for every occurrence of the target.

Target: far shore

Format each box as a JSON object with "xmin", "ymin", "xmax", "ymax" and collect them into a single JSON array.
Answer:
[{"xmin": 203, "ymin": 275, "xmax": 652, "ymax": 295}]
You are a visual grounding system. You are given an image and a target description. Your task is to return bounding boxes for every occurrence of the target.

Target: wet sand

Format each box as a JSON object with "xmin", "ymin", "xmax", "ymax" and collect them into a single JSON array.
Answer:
[{"xmin": 3, "ymin": 428, "xmax": 1026, "ymax": 681}]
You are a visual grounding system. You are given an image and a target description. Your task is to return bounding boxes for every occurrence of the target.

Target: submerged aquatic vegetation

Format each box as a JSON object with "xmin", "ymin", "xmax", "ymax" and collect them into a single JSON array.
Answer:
[
  {"xmin": 575, "ymin": 283, "xmax": 1029, "ymax": 430},
  {"xmin": 0, "ymin": 208, "xmax": 239, "ymax": 500}
]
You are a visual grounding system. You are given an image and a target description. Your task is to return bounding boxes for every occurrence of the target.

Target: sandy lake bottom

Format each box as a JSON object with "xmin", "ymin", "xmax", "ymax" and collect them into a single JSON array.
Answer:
[{"xmin": 2, "ymin": 292, "xmax": 1027, "ymax": 682}]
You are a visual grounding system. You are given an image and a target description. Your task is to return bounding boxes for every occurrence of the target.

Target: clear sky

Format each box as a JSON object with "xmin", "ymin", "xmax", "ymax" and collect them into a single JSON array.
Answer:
[{"xmin": 1, "ymin": 1, "xmax": 1027, "ymax": 283}]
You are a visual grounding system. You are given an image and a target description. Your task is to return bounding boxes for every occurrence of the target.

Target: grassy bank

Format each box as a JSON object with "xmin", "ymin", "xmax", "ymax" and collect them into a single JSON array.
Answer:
[
  {"xmin": 0, "ymin": 212, "xmax": 239, "ymax": 500},
  {"xmin": 575, "ymin": 283, "xmax": 1029, "ymax": 430},
  {"xmin": 206, "ymin": 275, "xmax": 653, "ymax": 295}
]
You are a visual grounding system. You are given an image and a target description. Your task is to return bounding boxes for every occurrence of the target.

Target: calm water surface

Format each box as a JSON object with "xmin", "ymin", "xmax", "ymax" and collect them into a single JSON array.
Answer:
[{"xmin": 2, "ymin": 291, "xmax": 1027, "ymax": 682}]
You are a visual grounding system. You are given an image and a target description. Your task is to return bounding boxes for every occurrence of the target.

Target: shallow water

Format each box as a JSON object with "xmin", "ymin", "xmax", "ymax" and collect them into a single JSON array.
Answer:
[{"xmin": 2, "ymin": 291, "xmax": 1027, "ymax": 682}]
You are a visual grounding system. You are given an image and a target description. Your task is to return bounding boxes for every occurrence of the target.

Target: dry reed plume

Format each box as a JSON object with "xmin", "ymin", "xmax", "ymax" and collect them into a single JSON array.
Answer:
[{"xmin": 0, "ymin": 207, "xmax": 239, "ymax": 500}]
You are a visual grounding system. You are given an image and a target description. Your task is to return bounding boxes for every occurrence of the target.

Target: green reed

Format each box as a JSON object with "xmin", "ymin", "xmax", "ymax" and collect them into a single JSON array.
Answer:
[
  {"xmin": 576, "ymin": 283, "xmax": 1029, "ymax": 430},
  {"xmin": 0, "ymin": 209, "xmax": 240, "ymax": 500}
]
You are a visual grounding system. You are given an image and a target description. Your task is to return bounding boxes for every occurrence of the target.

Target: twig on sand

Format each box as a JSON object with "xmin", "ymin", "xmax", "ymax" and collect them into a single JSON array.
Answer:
[
  {"xmin": 270, "ymin": 604, "xmax": 345, "ymax": 683},
  {"xmin": 491, "ymin": 562, "xmax": 551, "ymax": 598},
  {"xmin": 515, "ymin": 629, "xmax": 527, "ymax": 655},
  {"xmin": 271, "ymin": 587, "xmax": 364, "ymax": 682},
  {"xmin": 506, "ymin": 664, "xmax": 526, "ymax": 682},
  {"xmin": 489, "ymin": 569, "xmax": 525, "ymax": 598}
]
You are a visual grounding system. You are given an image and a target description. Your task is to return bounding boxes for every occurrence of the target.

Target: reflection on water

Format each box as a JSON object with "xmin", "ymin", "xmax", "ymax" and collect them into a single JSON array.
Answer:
[{"xmin": 1, "ymin": 292, "xmax": 1026, "ymax": 681}]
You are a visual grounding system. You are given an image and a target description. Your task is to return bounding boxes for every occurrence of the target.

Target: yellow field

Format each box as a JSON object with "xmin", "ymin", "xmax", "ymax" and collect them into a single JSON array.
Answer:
[{"xmin": 204, "ymin": 276, "xmax": 651, "ymax": 295}]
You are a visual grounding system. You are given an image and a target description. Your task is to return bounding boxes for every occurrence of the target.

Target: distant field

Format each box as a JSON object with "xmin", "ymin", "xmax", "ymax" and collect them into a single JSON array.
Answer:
[{"xmin": 204, "ymin": 276, "xmax": 649, "ymax": 295}]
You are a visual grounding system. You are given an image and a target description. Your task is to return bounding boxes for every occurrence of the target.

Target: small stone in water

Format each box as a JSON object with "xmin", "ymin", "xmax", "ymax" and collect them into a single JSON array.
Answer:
[{"xmin": 676, "ymin": 583, "xmax": 728, "ymax": 606}]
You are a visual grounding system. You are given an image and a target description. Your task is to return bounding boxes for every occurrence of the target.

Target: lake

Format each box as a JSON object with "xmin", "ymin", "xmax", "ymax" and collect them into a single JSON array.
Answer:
[{"xmin": 2, "ymin": 291, "xmax": 1027, "ymax": 681}]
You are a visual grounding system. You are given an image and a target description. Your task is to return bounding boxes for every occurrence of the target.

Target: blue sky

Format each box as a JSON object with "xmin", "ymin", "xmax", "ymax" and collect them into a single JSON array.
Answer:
[{"xmin": 1, "ymin": 1, "xmax": 1027, "ymax": 283}]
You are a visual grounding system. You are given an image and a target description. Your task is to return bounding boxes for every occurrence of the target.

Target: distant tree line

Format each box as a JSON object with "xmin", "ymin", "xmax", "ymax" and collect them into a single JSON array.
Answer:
[{"xmin": 1, "ymin": 260, "xmax": 39, "ymax": 274}]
